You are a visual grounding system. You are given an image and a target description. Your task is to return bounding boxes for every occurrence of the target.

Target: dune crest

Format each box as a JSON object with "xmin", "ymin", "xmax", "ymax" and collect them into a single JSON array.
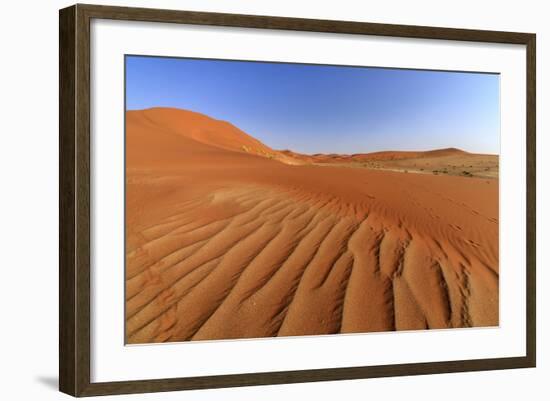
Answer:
[
  {"xmin": 125, "ymin": 107, "xmax": 499, "ymax": 343},
  {"xmin": 128, "ymin": 107, "xmax": 304, "ymax": 166}
]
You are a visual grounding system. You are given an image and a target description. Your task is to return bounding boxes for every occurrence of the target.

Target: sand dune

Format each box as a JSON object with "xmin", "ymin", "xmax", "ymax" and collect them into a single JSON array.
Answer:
[
  {"xmin": 125, "ymin": 107, "xmax": 499, "ymax": 344},
  {"xmin": 282, "ymin": 147, "xmax": 498, "ymax": 179},
  {"xmin": 283, "ymin": 147, "xmax": 468, "ymax": 163}
]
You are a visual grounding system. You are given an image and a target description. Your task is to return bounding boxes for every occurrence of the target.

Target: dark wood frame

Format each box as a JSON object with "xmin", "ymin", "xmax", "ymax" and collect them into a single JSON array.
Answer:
[{"xmin": 59, "ymin": 3, "xmax": 536, "ymax": 397}]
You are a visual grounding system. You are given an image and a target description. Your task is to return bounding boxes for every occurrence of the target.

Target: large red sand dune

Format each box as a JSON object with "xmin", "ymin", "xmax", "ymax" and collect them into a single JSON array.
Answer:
[{"xmin": 125, "ymin": 107, "xmax": 499, "ymax": 344}]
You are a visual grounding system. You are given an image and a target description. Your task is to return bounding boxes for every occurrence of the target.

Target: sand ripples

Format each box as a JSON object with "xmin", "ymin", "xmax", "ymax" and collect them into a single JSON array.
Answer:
[{"xmin": 126, "ymin": 186, "xmax": 498, "ymax": 343}]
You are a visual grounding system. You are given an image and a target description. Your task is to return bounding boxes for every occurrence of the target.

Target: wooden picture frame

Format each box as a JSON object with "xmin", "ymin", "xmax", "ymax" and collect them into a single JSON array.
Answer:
[{"xmin": 59, "ymin": 3, "xmax": 536, "ymax": 397}]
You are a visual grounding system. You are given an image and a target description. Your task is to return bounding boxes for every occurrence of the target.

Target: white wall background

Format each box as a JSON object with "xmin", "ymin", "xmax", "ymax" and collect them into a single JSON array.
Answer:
[{"xmin": 0, "ymin": 0, "xmax": 546, "ymax": 399}]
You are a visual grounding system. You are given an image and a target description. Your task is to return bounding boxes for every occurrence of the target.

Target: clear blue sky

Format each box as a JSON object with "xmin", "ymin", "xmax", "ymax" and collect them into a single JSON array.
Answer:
[{"xmin": 126, "ymin": 55, "xmax": 500, "ymax": 154}]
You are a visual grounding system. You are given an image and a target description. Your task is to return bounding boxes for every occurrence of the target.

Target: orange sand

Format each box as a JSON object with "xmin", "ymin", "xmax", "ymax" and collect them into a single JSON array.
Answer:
[{"xmin": 125, "ymin": 107, "xmax": 499, "ymax": 344}]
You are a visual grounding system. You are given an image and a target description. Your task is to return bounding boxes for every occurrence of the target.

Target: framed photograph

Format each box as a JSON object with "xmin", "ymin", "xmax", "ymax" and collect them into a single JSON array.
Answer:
[{"xmin": 59, "ymin": 4, "xmax": 536, "ymax": 397}]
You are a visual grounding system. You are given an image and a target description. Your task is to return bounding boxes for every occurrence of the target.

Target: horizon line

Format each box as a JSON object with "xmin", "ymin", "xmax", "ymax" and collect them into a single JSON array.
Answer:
[{"xmin": 126, "ymin": 106, "xmax": 500, "ymax": 156}]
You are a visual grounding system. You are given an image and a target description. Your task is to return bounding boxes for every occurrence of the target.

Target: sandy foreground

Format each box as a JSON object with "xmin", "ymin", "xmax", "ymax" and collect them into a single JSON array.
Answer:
[{"xmin": 125, "ymin": 108, "xmax": 499, "ymax": 344}]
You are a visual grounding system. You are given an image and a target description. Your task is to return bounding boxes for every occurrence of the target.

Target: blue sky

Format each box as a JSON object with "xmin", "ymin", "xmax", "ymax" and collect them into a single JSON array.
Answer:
[{"xmin": 126, "ymin": 55, "xmax": 500, "ymax": 155}]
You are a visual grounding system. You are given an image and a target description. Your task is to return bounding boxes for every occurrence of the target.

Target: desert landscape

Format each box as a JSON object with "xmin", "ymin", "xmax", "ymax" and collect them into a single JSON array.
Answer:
[{"xmin": 125, "ymin": 107, "xmax": 499, "ymax": 344}]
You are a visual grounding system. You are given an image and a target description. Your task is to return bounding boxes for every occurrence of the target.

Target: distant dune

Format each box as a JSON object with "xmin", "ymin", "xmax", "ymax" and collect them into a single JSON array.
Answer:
[
  {"xmin": 281, "ymin": 147, "xmax": 498, "ymax": 179},
  {"xmin": 284, "ymin": 147, "xmax": 467, "ymax": 162},
  {"xmin": 125, "ymin": 107, "xmax": 499, "ymax": 344}
]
